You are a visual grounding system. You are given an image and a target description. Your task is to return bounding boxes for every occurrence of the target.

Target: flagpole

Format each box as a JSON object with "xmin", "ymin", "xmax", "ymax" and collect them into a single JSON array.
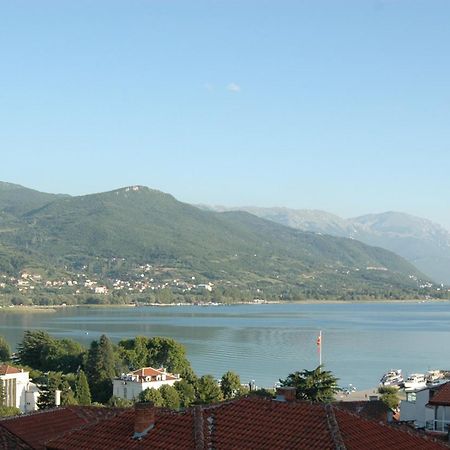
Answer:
[{"xmin": 318, "ymin": 330, "xmax": 322, "ymax": 367}]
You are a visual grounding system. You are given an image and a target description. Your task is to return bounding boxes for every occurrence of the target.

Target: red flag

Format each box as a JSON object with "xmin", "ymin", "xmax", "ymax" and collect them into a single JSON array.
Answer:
[{"xmin": 316, "ymin": 334, "xmax": 321, "ymax": 347}]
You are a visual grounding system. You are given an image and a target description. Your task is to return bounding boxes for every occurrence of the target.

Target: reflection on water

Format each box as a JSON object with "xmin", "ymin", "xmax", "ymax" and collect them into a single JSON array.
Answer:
[{"xmin": 1, "ymin": 302, "xmax": 450, "ymax": 389}]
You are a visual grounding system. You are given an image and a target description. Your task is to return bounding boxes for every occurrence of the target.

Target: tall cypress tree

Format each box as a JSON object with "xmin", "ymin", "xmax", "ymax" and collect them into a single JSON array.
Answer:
[
  {"xmin": 85, "ymin": 334, "xmax": 116, "ymax": 404},
  {"xmin": 75, "ymin": 370, "xmax": 91, "ymax": 405}
]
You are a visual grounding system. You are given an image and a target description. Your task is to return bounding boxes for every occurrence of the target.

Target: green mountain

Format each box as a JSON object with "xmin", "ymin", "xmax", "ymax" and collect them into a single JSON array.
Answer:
[
  {"xmin": 201, "ymin": 205, "xmax": 450, "ymax": 284},
  {"xmin": 0, "ymin": 183, "xmax": 436, "ymax": 300}
]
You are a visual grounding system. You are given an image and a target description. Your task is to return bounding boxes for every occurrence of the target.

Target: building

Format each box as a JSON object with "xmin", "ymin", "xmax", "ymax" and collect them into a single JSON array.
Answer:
[
  {"xmin": 0, "ymin": 365, "xmax": 39, "ymax": 413},
  {"xmin": 113, "ymin": 367, "xmax": 180, "ymax": 401},
  {"xmin": 0, "ymin": 388, "xmax": 447, "ymax": 449},
  {"xmin": 400, "ymin": 380, "xmax": 450, "ymax": 433}
]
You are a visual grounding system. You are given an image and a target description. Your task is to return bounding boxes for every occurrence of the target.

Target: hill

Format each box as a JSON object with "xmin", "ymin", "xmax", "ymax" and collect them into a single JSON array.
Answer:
[
  {"xmin": 201, "ymin": 206, "xmax": 450, "ymax": 284},
  {"xmin": 0, "ymin": 183, "xmax": 440, "ymax": 302}
]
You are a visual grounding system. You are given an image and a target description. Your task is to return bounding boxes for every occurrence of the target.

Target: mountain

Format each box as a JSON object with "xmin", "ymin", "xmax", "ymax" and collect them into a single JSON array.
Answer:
[
  {"xmin": 201, "ymin": 206, "xmax": 450, "ymax": 284},
  {"xmin": 0, "ymin": 183, "xmax": 436, "ymax": 300}
]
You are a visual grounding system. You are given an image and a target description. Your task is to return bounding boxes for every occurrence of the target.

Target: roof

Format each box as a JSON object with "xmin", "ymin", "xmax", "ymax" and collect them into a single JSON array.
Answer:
[
  {"xmin": 125, "ymin": 367, "xmax": 178, "ymax": 382},
  {"xmin": 0, "ymin": 364, "xmax": 23, "ymax": 376},
  {"xmin": 0, "ymin": 406, "xmax": 122, "ymax": 450},
  {"xmin": 334, "ymin": 400, "xmax": 391, "ymax": 422},
  {"xmin": 45, "ymin": 397, "xmax": 446, "ymax": 450},
  {"xmin": 429, "ymin": 381, "xmax": 450, "ymax": 406}
]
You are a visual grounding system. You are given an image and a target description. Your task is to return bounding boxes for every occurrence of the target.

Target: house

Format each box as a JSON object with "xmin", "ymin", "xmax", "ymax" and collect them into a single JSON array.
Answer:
[
  {"xmin": 400, "ymin": 380, "xmax": 450, "ymax": 433},
  {"xmin": 0, "ymin": 365, "xmax": 39, "ymax": 413},
  {"xmin": 113, "ymin": 367, "xmax": 180, "ymax": 401},
  {"xmin": 0, "ymin": 388, "xmax": 447, "ymax": 449}
]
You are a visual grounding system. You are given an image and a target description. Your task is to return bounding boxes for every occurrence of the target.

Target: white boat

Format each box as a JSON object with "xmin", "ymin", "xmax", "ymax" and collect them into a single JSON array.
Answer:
[
  {"xmin": 404, "ymin": 373, "xmax": 427, "ymax": 391},
  {"xmin": 380, "ymin": 369, "xmax": 403, "ymax": 387},
  {"xmin": 426, "ymin": 370, "xmax": 444, "ymax": 385}
]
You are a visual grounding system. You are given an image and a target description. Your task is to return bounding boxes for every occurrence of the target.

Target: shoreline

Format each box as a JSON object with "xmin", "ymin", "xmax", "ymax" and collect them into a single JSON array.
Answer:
[{"xmin": 1, "ymin": 297, "xmax": 449, "ymax": 313}]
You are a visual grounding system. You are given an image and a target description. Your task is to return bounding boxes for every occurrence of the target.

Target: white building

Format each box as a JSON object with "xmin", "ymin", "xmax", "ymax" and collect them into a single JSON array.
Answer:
[
  {"xmin": 0, "ymin": 365, "xmax": 39, "ymax": 413},
  {"xmin": 113, "ymin": 367, "xmax": 180, "ymax": 401},
  {"xmin": 400, "ymin": 380, "xmax": 450, "ymax": 432}
]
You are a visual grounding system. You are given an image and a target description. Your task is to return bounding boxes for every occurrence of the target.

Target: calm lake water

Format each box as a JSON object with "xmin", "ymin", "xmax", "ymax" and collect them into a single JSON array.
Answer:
[{"xmin": 1, "ymin": 301, "xmax": 449, "ymax": 390}]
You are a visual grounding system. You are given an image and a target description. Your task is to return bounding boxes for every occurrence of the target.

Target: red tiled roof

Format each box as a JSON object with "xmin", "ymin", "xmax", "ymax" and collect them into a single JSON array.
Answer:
[
  {"xmin": 45, "ymin": 397, "xmax": 447, "ymax": 450},
  {"xmin": 429, "ymin": 381, "xmax": 450, "ymax": 406},
  {"xmin": 0, "ymin": 364, "xmax": 22, "ymax": 375},
  {"xmin": 334, "ymin": 400, "xmax": 391, "ymax": 422},
  {"xmin": 0, "ymin": 406, "xmax": 122, "ymax": 450},
  {"xmin": 129, "ymin": 367, "xmax": 178, "ymax": 382}
]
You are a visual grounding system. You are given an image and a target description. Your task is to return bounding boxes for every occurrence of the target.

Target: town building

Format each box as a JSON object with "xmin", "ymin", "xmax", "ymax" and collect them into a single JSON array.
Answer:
[
  {"xmin": 113, "ymin": 367, "xmax": 180, "ymax": 401},
  {"xmin": 0, "ymin": 365, "xmax": 39, "ymax": 413},
  {"xmin": 0, "ymin": 388, "xmax": 446, "ymax": 449},
  {"xmin": 400, "ymin": 380, "xmax": 450, "ymax": 433}
]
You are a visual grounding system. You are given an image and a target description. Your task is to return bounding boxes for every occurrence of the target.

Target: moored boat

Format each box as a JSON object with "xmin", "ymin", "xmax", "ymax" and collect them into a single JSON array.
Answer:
[
  {"xmin": 380, "ymin": 369, "xmax": 403, "ymax": 387},
  {"xmin": 403, "ymin": 373, "xmax": 427, "ymax": 391}
]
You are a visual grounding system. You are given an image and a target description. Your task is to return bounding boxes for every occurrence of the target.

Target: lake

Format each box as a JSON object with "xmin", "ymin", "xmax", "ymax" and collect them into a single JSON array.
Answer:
[{"xmin": 1, "ymin": 301, "xmax": 449, "ymax": 390}]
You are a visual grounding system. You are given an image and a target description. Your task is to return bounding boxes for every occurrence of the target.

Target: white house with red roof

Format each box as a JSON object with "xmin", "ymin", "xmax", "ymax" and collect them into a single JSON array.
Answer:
[
  {"xmin": 113, "ymin": 367, "xmax": 180, "ymax": 401},
  {"xmin": 0, "ymin": 364, "xmax": 39, "ymax": 413}
]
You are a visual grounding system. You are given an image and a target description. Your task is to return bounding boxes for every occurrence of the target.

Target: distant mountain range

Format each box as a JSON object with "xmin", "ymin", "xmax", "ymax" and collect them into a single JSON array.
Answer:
[
  {"xmin": 0, "ymin": 182, "xmax": 438, "ymax": 300},
  {"xmin": 199, "ymin": 205, "xmax": 450, "ymax": 284}
]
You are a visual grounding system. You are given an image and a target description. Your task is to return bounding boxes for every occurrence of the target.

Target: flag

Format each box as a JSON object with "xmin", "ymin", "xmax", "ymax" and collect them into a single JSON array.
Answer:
[{"xmin": 316, "ymin": 333, "xmax": 321, "ymax": 347}]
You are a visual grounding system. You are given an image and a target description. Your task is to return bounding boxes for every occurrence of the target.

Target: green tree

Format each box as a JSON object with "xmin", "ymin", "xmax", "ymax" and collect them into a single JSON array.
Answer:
[
  {"xmin": 0, "ymin": 336, "xmax": 11, "ymax": 362},
  {"xmin": 378, "ymin": 386, "xmax": 400, "ymax": 410},
  {"xmin": 75, "ymin": 370, "xmax": 91, "ymax": 405},
  {"xmin": 138, "ymin": 388, "xmax": 163, "ymax": 406},
  {"xmin": 196, "ymin": 375, "xmax": 223, "ymax": 405},
  {"xmin": 0, "ymin": 406, "xmax": 21, "ymax": 417},
  {"xmin": 60, "ymin": 380, "xmax": 78, "ymax": 406},
  {"xmin": 18, "ymin": 330, "xmax": 55, "ymax": 370},
  {"xmin": 119, "ymin": 336, "xmax": 149, "ymax": 370},
  {"xmin": 85, "ymin": 334, "xmax": 116, "ymax": 404},
  {"xmin": 220, "ymin": 371, "xmax": 241, "ymax": 400},
  {"xmin": 159, "ymin": 384, "xmax": 180, "ymax": 410},
  {"xmin": 280, "ymin": 366, "xmax": 340, "ymax": 402},
  {"xmin": 107, "ymin": 396, "xmax": 134, "ymax": 407},
  {"xmin": 146, "ymin": 337, "xmax": 192, "ymax": 375},
  {"xmin": 174, "ymin": 379, "xmax": 196, "ymax": 408},
  {"xmin": 37, "ymin": 372, "xmax": 62, "ymax": 410}
]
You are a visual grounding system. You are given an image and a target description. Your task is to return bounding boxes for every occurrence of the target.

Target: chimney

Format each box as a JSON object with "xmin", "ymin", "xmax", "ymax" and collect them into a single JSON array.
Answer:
[
  {"xmin": 54, "ymin": 389, "xmax": 61, "ymax": 407},
  {"xmin": 275, "ymin": 387, "xmax": 297, "ymax": 402},
  {"xmin": 133, "ymin": 402, "xmax": 155, "ymax": 440}
]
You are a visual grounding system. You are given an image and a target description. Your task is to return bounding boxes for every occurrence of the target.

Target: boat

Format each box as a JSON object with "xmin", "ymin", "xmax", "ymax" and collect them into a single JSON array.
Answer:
[
  {"xmin": 426, "ymin": 370, "xmax": 444, "ymax": 386},
  {"xmin": 403, "ymin": 373, "xmax": 427, "ymax": 391},
  {"xmin": 380, "ymin": 369, "xmax": 403, "ymax": 387}
]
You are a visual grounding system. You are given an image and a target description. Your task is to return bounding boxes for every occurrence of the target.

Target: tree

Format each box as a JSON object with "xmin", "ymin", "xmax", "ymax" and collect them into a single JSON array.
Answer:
[
  {"xmin": 138, "ymin": 388, "xmax": 163, "ymax": 406},
  {"xmin": 174, "ymin": 379, "xmax": 196, "ymax": 408},
  {"xmin": 196, "ymin": 375, "xmax": 223, "ymax": 405},
  {"xmin": 37, "ymin": 372, "xmax": 62, "ymax": 410},
  {"xmin": 60, "ymin": 380, "xmax": 78, "ymax": 406},
  {"xmin": 107, "ymin": 396, "xmax": 134, "ymax": 407},
  {"xmin": 85, "ymin": 334, "xmax": 116, "ymax": 404},
  {"xmin": 75, "ymin": 370, "xmax": 91, "ymax": 405},
  {"xmin": 0, "ymin": 336, "xmax": 11, "ymax": 362},
  {"xmin": 0, "ymin": 406, "xmax": 21, "ymax": 417},
  {"xmin": 159, "ymin": 384, "xmax": 180, "ymax": 410},
  {"xmin": 280, "ymin": 366, "xmax": 340, "ymax": 402},
  {"xmin": 220, "ymin": 371, "xmax": 241, "ymax": 400},
  {"xmin": 146, "ymin": 337, "xmax": 192, "ymax": 375},
  {"xmin": 378, "ymin": 386, "xmax": 400, "ymax": 410},
  {"xmin": 17, "ymin": 330, "xmax": 55, "ymax": 370}
]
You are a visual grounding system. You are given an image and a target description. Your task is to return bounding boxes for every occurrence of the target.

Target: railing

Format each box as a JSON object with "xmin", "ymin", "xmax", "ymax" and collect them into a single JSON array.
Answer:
[{"xmin": 425, "ymin": 420, "xmax": 450, "ymax": 432}]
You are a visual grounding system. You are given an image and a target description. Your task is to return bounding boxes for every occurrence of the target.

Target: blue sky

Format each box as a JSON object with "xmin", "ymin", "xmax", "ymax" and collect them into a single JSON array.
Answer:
[{"xmin": 1, "ymin": 0, "xmax": 449, "ymax": 228}]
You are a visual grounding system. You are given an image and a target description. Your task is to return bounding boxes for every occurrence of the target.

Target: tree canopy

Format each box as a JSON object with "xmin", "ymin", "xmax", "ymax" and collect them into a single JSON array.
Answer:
[{"xmin": 280, "ymin": 366, "xmax": 339, "ymax": 402}]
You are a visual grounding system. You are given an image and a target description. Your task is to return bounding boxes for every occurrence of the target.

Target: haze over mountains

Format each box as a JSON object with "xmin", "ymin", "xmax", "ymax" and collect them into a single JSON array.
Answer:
[
  {"xmin": 0, "ymin": 182, "xmax": 441, "ymax": 301},
  {"xmin": 200, "ymin": 205, "xmax": 450, "ymax": 284}
]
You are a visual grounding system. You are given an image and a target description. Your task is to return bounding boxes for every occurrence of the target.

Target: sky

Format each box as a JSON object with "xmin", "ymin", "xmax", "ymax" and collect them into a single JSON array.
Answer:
[{"xmin": 1, "ymin": 0, "xmax": 449, "ymax": 228}]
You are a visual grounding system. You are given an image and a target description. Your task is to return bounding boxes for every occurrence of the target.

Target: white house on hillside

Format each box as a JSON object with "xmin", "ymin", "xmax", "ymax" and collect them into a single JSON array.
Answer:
[
  {"xmin": 113, "ymin": 367, "xmax": 181, "ymax": 401},
  {"xmin": 0, "ymin": 364, "xmax": 39, "ymax": 413}
]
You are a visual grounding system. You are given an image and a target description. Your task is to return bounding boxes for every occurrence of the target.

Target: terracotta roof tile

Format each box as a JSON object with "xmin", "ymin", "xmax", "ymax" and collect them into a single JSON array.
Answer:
[
  {"xmin": 0, "ymin": 364, "xmax": 23, "ymax": 375},
  {"xmin": 335, "ymin": 407, "xmax": 446, "ymax": 449},
  {"xmin": 429, "ymin": 381, "xmax": 450, "ymax": 406},
  {"xmin": 0, "ymin": 406, "xmax": 122, "ymax": 449},
  {"xmin": 46, "ymin": 397, "xmax": 447, "ymax": 450}
]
